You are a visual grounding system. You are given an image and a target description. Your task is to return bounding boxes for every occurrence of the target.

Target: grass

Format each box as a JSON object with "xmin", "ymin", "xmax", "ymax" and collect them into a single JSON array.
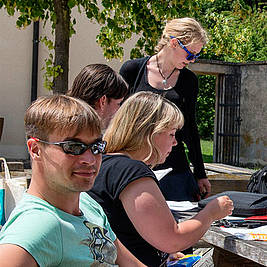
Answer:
[
  {"xmin": 185, "ymin": 139, "xmax": 213, "ymax": 163},
  {"xmin": 200, "ymin": 140, "xmax": 213, "ymax": 163},
  {"xmin": 187, "ymin": 140, "xmax": 260, "ymax": 169}
]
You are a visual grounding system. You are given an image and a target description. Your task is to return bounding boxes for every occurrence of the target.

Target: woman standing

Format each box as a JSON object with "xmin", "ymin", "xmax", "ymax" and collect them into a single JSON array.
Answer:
[
  {"xmin": 119, "ymin": 17, "xmax": 211, "ymax": 201},
  {"xmin": 88, "ymin": 92, "xmax": 233, "ymax": 267}
]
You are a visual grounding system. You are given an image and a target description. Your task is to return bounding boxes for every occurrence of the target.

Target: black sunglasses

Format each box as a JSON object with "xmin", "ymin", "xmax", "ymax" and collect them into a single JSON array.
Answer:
[
  {"xmin": 170, "ymin": 36, "xmax": 200, "ymax": 61},
  {"xmin": 32, "ymin": 137, "xmax": 106, "ymax": 155}
]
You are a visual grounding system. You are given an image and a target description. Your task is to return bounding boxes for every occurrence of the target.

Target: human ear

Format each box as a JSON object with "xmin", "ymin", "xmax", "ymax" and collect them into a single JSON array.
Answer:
[
  {"xmin": 27, "ymin": 138, "xmax": 41, "ymax": 160},
  {"xmin": 170, "ymin": 38, "xmax": 178, "ymax": 48},
  {"xmin": 98, "ymin": 95, "xmax": 108, "ymax": 111}
]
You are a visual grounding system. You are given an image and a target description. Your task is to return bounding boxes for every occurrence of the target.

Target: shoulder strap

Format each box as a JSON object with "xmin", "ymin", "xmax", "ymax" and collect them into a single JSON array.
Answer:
[{"xmin": 132, "ymin": 56, "xmax": 150, "ymax": 94}]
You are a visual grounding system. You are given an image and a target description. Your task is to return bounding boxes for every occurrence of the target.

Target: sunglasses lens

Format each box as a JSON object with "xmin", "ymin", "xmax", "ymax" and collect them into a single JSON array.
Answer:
[
  {"xmin": 61, "ymin": 141, "xmax": 106, "ymax": 155},
  {"xmin": 62, "ymin": 142, "xmax": 85, "ymax": 155},
  {"xmin": 99, "ymin": 141, "xmax": 107, "ymax": 153},
  {"xmin": 90, "ymin": 144, "xmax": 101, "ymax": 155},
  {"xmin": 90, "ymin": 141, "xmax": 106, "ymax": 155}
]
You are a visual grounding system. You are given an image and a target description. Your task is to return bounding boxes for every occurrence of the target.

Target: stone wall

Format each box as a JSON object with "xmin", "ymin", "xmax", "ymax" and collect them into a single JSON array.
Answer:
[
  {"xmin": 190, "ymin": 60, "xmax": 267, "ymax": 167},
  {"xmin": 239, "ymin": 63, "xmax": 267, "ymax": 167}
]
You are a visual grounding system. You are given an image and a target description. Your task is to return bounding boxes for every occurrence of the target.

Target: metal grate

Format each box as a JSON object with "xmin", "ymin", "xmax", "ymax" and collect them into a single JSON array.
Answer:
[{"xmin": 214, "ymin": 73, "xmax": 242, "ymax": 166}]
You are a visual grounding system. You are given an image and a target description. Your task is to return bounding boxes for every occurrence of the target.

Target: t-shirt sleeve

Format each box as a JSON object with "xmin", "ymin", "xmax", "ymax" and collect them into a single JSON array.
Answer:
[
  {"xmin": 108, "ymin": 158, "xmax": 157, "ymax": 199},
  {"xmin": 0, "ymin": 210, "xmax": 62, "ymax": 266}
]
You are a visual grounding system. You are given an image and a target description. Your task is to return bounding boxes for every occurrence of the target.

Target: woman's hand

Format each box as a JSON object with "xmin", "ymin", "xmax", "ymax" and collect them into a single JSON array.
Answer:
[
  {"xmin": 198, "ymin": 178, "xmax": 211, "ymax": 199},
  {"xmin": 205, "ymin": 196, "xmax": 234, "ymax": 220}
]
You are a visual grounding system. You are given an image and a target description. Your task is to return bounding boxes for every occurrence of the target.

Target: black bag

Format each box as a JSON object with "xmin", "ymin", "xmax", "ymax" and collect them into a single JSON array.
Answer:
[
  {"xmin": 198, "ymin": 191, "xmax": 267, "ymax": 217},
  {"xmin": 247, "ymin": 165, "xmax": 267, "ymax": 194}
]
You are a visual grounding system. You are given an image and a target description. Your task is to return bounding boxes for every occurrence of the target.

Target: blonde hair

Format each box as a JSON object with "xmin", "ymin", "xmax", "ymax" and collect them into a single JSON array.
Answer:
[
  {"xmin": 104, "ymin": 92, "xmax": 184, "ymax": 166},
  {"xmin": 155, "ymin": 17, "xmax": 208, "ymax": 52},
  {"xmin": 25, "ymin": 95, "xmax": 101, "ymax": 140}
]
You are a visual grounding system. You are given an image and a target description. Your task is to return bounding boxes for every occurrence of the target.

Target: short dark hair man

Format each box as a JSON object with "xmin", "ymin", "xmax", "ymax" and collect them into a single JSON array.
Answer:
[
  {"xmin": 0, "ymin": 95, "xmax": 145, "ymax": 267},
  {"xmin": 67, "ymin": 64, "xmax": 129, "ymax": 129}
]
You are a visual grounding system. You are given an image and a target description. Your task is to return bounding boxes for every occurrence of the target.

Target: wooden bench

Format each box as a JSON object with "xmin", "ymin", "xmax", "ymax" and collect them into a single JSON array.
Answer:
[
  {"xmin": 203, "ymin": 163, "xmax": 254, "ymax": 196},
  {"xmin": 208, "ymin": 173, "xmax": 251, "ymax": 195}
]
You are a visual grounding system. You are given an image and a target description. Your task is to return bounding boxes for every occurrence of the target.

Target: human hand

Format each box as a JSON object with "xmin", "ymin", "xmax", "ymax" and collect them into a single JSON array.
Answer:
[
  {"xmin": 205, "ymin": 196, "xmax": 234, "ymax": 221},
  {"xmin": 198, "ymin": 178, "xmax": 211, "ymax": 199},
  {"xmin": 167, "ymin": 252, "xmax": 185, "ymax": 262}
]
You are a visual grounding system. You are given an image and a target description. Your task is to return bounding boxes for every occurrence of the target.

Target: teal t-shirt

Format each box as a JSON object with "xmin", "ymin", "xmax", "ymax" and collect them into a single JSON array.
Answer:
[{"xmin": 0, "ymin": 192, "xmax": 117, "ymax": 266}]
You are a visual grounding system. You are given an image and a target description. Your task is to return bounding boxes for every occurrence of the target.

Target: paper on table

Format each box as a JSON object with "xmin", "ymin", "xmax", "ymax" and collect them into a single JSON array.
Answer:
[
  {"xmin": 167, "ymin": 201, "xmax": 198, "ymax": 211},
  {"xmin": 153, "ymin": 168, "xmax": 173, "ymax": 181},
  {"xmin": 221, "ymin": 225, "xmax": 267, "ymax": 241},
  {"xmin": 224, "ymin": 216, "xmax": 246, "ymax": 220}
]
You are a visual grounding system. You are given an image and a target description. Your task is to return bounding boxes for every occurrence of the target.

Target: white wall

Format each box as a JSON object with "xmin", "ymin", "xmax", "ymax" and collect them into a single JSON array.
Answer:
[
  {"xmin": 0, "ymin": 10, "xmax": 32, "ymax": 159},
  {"xmin": 0, "ymin": 8, "xmax": 136, "ymax": 160}
]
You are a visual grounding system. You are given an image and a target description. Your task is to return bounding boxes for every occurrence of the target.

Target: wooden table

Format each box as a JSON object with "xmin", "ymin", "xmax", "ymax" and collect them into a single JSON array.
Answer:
[
  {"xmin": 172, "ymin": 210, "xmax": 267, "ymax": 267},
  {"xmin": 202, "ymin": 225, "xmax": 267, "ymax": 267}
]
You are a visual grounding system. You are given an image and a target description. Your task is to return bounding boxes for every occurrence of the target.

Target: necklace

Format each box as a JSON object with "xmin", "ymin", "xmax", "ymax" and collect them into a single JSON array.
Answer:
[{"xmin": 156, "ymin": 54, "xmax": 176, "ymax": 85}]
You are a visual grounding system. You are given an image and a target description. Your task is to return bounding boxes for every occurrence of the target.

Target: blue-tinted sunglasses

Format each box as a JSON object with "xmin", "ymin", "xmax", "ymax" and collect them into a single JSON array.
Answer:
[
  {"xmin": 32, "ymin": 137, "xmax": 106, "ymax": 155},
  {"xmin": 170, "ymin": 36, "xmax": 200, "ymax": 61}
]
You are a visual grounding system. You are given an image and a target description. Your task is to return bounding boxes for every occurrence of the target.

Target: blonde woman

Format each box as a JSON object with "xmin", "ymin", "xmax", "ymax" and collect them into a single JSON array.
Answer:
[
  {"xmin": 88, "ymin": 92, "xmax": 233, "ymax": 267},
  {"xmin": 120, "ymin": 18, "xmax": 211, "ymax": 202}
]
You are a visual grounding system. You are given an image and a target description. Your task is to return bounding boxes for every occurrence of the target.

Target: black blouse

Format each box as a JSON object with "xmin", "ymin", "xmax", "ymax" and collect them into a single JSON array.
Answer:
[{"xmin": 120, "ymin": 57, "xmax": 207, "ymax": 179}]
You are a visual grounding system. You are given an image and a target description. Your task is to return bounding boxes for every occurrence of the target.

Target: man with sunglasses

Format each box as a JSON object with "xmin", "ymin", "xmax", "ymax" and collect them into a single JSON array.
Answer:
[
  {"xmin": 67, "ymin": 64, "xmax": 129, "ymax": 130},
  {"xmin": 0, "ymin": 95, "xmax": 146, "ymax": 266},
  {"xmin": 120, "ymin": 18, "xmax": 211, "ymax": 209}
]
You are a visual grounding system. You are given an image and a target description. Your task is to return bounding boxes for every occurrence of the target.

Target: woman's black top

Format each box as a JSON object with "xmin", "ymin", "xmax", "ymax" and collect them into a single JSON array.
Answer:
[
  {"xmin": 120, "ymin": 57, "xmax": 207, "ymax": 180},
  {"xmin": 88, "ymin": 154, "xmax": 168, "ymax": 267}
]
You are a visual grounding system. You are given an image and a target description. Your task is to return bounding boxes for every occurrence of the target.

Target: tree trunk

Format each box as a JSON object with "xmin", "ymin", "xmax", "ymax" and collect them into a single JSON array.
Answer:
[{"xmin": 53, "ymin": 0, "xmax": 70, "ymax": 94}]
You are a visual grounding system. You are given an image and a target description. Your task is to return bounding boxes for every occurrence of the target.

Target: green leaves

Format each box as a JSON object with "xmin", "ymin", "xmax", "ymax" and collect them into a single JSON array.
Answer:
[
  {"xmin": 1, "ymin": 0, "xmax": 266, "ymax": 63},
  {"xmin": 1, "ymin": 0, "xmax": 266, "ymax": 93},
  {"xmin": 95, "ymin": 0, "xmax": 267, "ymax": 62},
  {"xmin": 41, "ymin": 36, "xmax": 54, "ymax": 50},
  {"xmin": 196, "ymin": 0, "xmax": 267, "ymax": 62},
  {"xmin": 40, "ymin": 36, "xmax": 56, "ymax": 90},
  {"xmin": 68, "ymin": 0, "xmax": 76, "ymax": 9},
  {"xmin": 196, "ymin": 75, "xmax": 216, "ymax": 140}
]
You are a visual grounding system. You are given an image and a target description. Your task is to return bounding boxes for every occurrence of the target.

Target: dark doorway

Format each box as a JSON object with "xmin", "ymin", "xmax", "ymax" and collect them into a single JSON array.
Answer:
[{"xmin": 213, "ymin": 73, "xmax": 242, "ymax": 166}]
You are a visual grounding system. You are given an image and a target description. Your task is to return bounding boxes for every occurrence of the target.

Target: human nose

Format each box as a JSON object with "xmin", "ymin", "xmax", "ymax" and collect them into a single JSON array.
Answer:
[
  {"xmin": 172, "ymin": 137, "xmax": 178, "ymax": 147},
  {"xmin": 78, "ymin": 149, "xmax": 97, "ymax": 165}
]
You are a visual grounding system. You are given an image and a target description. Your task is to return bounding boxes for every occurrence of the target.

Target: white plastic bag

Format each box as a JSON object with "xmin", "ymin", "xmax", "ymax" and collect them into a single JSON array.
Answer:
[{"xmin": 0, "ymin": 158, "xmax": 28, "ymax": 225}]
